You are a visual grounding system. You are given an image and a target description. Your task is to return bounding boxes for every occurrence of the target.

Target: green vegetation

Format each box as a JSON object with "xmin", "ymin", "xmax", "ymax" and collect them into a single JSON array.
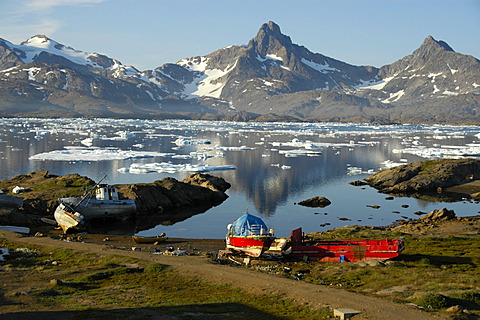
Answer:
[
  {"xmin": 419, "ymin": 160, "xmax": 438, "ymax": 173},
  {"xmin": 0, "ymin": 239, "xmax": 330, "ymax": 319},
  {"xmin": 256, "ymin": 229, "xmax": 480, "ymax": 316}
]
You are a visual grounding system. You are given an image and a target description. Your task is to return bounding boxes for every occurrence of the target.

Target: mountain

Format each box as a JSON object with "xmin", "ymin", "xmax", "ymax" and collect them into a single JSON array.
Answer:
[{"xmin": 0, "ymin": 22, "xmax": 479, "ymax": 123}]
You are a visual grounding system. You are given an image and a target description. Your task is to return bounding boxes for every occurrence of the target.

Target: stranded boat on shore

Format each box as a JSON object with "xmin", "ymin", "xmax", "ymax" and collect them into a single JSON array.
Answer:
[
  {"xmin": 224, "ymin": 214, "xmax": 404, "ymax": 262},
  {"xmin": 54, "ymin": 184, "xmax": 136, "ymax": 233},
  {"xmin": 132, "ymin": 233, "xmax": 167, "ymax": 244},
  {"xmin": 226, "ymin": 213, "xmax": 275, "ymax": 257},
  {"xmin": 289, "ymin": 227, "xmax": 405, "ymax": 262}
]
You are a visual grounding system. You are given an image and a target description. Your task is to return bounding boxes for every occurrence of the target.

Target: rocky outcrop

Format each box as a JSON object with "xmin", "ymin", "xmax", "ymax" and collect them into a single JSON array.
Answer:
[
  {"xmin": 418, "ymin": 208, "xmax": 456, "ymax": 222},
  {"xmin": 349, "ymin": 180, "xmax": 368, "ymax": 186},
  {"xmin": 297, "ymin": 196, "xmax": 331, "ymax": 208},
  {"xmin": 0, "ymin": 171, "xmax": 95, "ymax": 214},
  {"xmin": 116, "ymin": 173, "xmax": 230, "ymax": 214},
  {"xmin": 365, "ymin": 159, "xmax": 480, "ymax": 197},
  {"xmin": 0, "ymin": 171, "xmax": 231, "ymax": 230}
]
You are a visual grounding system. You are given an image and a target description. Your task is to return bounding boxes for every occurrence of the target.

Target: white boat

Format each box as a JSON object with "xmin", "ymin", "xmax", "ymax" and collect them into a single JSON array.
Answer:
[
  {"xmin": 54, "ymin": 203, "xmax": 85, "ymax": 233},
  {"xmin": 54, "ymin": 184, "xmax": 136, "ymax": 233}
]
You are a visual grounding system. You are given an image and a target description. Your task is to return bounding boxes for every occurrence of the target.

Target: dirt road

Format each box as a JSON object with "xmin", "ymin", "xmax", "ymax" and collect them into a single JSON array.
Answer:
[{"xmin": 1, "ymin": 230, "xmax": 448, "ymax": 320}]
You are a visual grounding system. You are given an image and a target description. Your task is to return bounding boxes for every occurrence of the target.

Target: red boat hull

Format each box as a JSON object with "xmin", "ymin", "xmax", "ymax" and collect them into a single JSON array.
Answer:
[
  {"xmin": 226, "ymin": 235, "xmax": 275, "ymax": 257},
  {"xmin": 290, "ymin": 228, "xmax": 404, "ymax": 262}
]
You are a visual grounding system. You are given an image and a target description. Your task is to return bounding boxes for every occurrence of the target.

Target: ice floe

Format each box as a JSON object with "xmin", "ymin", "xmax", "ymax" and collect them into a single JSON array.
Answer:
[
  {"xmin": 278, "ymin": 149, "xmax": 322, "ymax": 157},
  {"xmin": 174, "ymin": 137, "xmax": 211, "ymax": 146},
  {"xmin": 118, "ymin": 162, "xmax": 236, "ymax": 174},
  {"xmin": 29, "ymin": 147, "xmax": 174, "ymax": 161},
  {"xmin": 347, "ymin": 167, "xmax": 375, "ymax": 175},
  {"xmin": 392, "ymin": 145, "xmax": 480, "ymax": 159}
]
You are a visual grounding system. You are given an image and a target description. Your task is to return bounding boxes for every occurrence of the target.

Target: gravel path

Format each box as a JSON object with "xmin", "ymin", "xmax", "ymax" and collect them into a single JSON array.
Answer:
[{"xmin": 1, "ymin": 230, "xmax": 449, "ymax": 320}]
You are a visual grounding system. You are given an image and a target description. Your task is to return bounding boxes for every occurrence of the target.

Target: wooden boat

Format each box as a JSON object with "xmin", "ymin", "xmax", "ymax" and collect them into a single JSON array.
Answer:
[
  {"xmin": 289, "ymin": 227, "xmax": 405, "ymax": 262},
  {"xmin": 132, "ymin": 234, "xmax": 167, "ymax": 244},
  {"xmin": 226, "ymin": 213, "xmax": 275, "ymax": 257},
  {"xmin": 54, "ymin": 202, "xmax": 85, "ymax": 233},
  {"xmin": 54, "ymin": 181, "xmax": 136, "ymax": 233}
]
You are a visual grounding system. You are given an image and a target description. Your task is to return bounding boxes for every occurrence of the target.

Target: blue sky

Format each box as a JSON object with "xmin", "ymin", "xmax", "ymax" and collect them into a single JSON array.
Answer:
[{"xmin": 0, "ymin": 0, "xmax": 479, "ymax": 70}]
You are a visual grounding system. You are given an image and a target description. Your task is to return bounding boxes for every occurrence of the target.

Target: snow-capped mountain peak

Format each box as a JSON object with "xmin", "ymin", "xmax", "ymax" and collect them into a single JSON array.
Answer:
[
  {"xmin": 0, "ymin": 22, "xmax": 478, "ymax": 124},
  {"xmin": 2, "ymin": 34, "xmax": 135, "ymax": 72}
]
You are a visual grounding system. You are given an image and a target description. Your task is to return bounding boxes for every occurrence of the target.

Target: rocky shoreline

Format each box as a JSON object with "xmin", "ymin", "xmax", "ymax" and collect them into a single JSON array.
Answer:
[
  {"xmin": 0, "ymin": 171, "xmax": 230, "ymax": 233},
  {"xmin": 365, "ymin": 158, "xmax": 480, "ymax": 201}
]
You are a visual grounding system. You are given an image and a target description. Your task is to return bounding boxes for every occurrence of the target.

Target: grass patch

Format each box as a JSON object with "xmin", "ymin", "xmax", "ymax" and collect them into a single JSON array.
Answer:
[
  {"xmin": 252, "ymin": 230, "xmax": 480, "ymax": 315},
  {"xmin": 0, "ymin": 239, "xmax": 331, "ymax": 319}
]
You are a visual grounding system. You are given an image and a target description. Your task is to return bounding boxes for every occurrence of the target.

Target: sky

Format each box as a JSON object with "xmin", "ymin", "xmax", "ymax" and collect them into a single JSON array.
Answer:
[{"xmin": 0, "ymin": 0, "xmax": 479, "ymax": 71}]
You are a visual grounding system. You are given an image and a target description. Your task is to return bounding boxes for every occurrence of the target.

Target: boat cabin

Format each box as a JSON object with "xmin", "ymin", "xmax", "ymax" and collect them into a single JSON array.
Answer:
[{"xmin": 95, "ymin": 185, "xmax": 120, "ymax": 200}]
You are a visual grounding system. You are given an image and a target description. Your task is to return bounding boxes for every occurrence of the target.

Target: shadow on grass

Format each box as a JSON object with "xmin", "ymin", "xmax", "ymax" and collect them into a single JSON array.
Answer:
[
  {"xmin": 0, "ymin": 303, "xmax": 295, "ymax": 320},
  {"xmin": 398, "ymin": 253, "xmax": 473, "ymax": 266}
]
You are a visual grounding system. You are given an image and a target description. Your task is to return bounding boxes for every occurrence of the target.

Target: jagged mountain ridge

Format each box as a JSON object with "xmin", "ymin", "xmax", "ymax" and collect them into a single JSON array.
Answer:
[{"xmin": 0, "ymin": 21, "xmax": 479, "ymax": 123}]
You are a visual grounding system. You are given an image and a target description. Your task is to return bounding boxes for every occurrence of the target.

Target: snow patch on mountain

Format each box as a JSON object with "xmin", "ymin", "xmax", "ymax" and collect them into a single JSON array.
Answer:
[
  {"xmin": 26, "ymin": 67, "xmax": 41, "ymax": 81},
  {"xmin": 266, "ymin": 54, "xmax": 283, "ymax": 62},
  {"xmin": 382, "ymin": 90, "xmax": 405, "ymax": 103},
  {"xmin": 355, "ymin": 76, "xmax": 395, "ymax": 90},
  {"xmin": 178, "ymin": 57, "xmax": 237, "ymax": 98},
  {"xmin": 301, "ymin": 58, "xmax": 339, "ymax": 74}
]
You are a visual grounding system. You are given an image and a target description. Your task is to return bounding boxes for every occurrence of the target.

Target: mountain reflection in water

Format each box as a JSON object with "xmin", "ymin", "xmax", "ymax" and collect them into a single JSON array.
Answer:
[{"xmin": 1, "ymin": 118, "xmax": 479, "ymax": 238}]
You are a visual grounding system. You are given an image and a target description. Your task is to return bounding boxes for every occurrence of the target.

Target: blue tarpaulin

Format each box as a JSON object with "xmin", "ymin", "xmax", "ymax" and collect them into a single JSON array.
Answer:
[{"xmin": 229, "ymin": 213, "xmax": 269, "ymax": 236}]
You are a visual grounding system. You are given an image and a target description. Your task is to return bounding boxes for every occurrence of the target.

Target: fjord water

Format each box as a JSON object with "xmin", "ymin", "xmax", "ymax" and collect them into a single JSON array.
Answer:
[{"xmin": 1, "ymin": 118, "xmax": 479, "ymax": 238}]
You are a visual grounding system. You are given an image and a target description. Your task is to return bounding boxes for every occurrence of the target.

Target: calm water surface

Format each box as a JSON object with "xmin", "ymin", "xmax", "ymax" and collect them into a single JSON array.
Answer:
[{"xmin": 1, "ymin": 118, "xmax": 479, "ymax": 238}]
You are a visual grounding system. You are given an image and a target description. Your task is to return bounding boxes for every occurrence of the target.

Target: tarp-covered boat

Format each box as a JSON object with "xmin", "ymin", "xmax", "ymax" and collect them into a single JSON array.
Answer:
[
  {"xmin": 226, "ymin": 213, "xmax": 275, "ymax": 257},
  {"xmin": 290, "ymin": 227, "xmax": 405, "ymax": 262}
]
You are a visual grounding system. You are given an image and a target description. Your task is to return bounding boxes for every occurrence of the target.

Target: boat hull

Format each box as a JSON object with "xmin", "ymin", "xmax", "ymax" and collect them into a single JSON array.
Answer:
[
  {"xmin": 226, "ymin": 235, "xmax": 275, "ymax": 257},
  {"xmin": 290, "ymin": 228, "xmax": 404, "ymax": 262},
  {"xmin": 54, "ymin": 203, "xmax": 85, "ymax": 233},
  {"xmin": 59, "ymin": 198, "xmax": 136, "ymax": 219},
  {"xmin": 132, "ymin": 235, "xmax": 168, "ymax": 244}
]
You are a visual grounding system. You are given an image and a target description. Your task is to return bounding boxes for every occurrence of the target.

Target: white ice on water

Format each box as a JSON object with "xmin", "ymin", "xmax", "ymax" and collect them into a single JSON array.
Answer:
[
  {"xmin": 3, "ymin": 118, "xmax": 480, "ymax": 174},
  {"xmin": 392, "ymin": 144, "xmax": 480, "ymax": 159},
  {"xmin": 120, "ymin": 162, "xmax": 236, "ymax": 174},
  {"xmin": 29, "ymin": 147, "xmax": 174, "ymax": 161}
]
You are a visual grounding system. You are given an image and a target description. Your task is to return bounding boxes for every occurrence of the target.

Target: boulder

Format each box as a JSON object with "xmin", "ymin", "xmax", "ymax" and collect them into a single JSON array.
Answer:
[
  {"xmin": 298, "ymin": 196, "xmax": 331, "ymax": 208},
  {"xmin": 446, "ymin": 305, "xmax": 464, "ymax": 313},
  {"xmin": 349, "ymin": 180, "xmax": 367, "ymax": 186},
  {"xmin": 181, "ymin": 173, "xmax": 231, "ymax": 192},
  {"xmin": 419, "ymin": 208, "xmax": 456, "ymax": 222},
  {"xmin": 471, "ymin": 192, "xmax": 480, "ymax": 200}
]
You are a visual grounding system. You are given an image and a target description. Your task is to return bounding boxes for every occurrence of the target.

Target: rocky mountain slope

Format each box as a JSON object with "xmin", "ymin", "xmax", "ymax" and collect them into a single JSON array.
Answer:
[{"xmin": 0, "ymin": 21, "xmax": 479, "ymax": 123}]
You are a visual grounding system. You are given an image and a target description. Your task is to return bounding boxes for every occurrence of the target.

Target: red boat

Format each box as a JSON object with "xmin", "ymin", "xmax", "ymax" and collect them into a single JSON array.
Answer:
[
  {"xmin": 290, "ymin": 228, "xmax": 404, "ymax": 262},
  {"xmin": 226, "ymin": 213, "xmax": 275, "ymax": 257}
]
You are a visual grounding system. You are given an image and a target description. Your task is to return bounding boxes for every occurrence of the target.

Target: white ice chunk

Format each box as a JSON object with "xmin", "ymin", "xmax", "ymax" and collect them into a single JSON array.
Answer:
[
  {"xmin": 119, "ymin": 162, "xmax": 236, "ymax": 174},
  {"xmin": 29, "ymin": 147, "xmax": 174, "ymax": 161}
]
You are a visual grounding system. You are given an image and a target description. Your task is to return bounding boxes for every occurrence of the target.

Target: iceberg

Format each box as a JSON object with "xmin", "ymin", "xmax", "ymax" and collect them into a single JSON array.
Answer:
[
  {"xmin": 278, "ymin": 149, "xmax": 322, "ymax": 157},
  {"xmin": 118, "ymin": 162, "xmax": 236, "ymax": 174},
  {"xmin": 29, "ymin": 147, "xmax": 174, "ymax": 161},
  {"xmin": 174, "ymin": 137, "xmax": 211, "ymax": 146}
]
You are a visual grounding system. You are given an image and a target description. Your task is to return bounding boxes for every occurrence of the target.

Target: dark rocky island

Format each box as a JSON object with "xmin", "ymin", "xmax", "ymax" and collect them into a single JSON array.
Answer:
[
  {"xmin": 365, "ymin": 158, "xmax": 480, "ymax": 200},
  {"xmin": 297, "ymin": 196, "xmax": 331, "ymax": 208},
  {"xmin": 0, "ymin": 171, "xmax": 230, "ymax": 232}
]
